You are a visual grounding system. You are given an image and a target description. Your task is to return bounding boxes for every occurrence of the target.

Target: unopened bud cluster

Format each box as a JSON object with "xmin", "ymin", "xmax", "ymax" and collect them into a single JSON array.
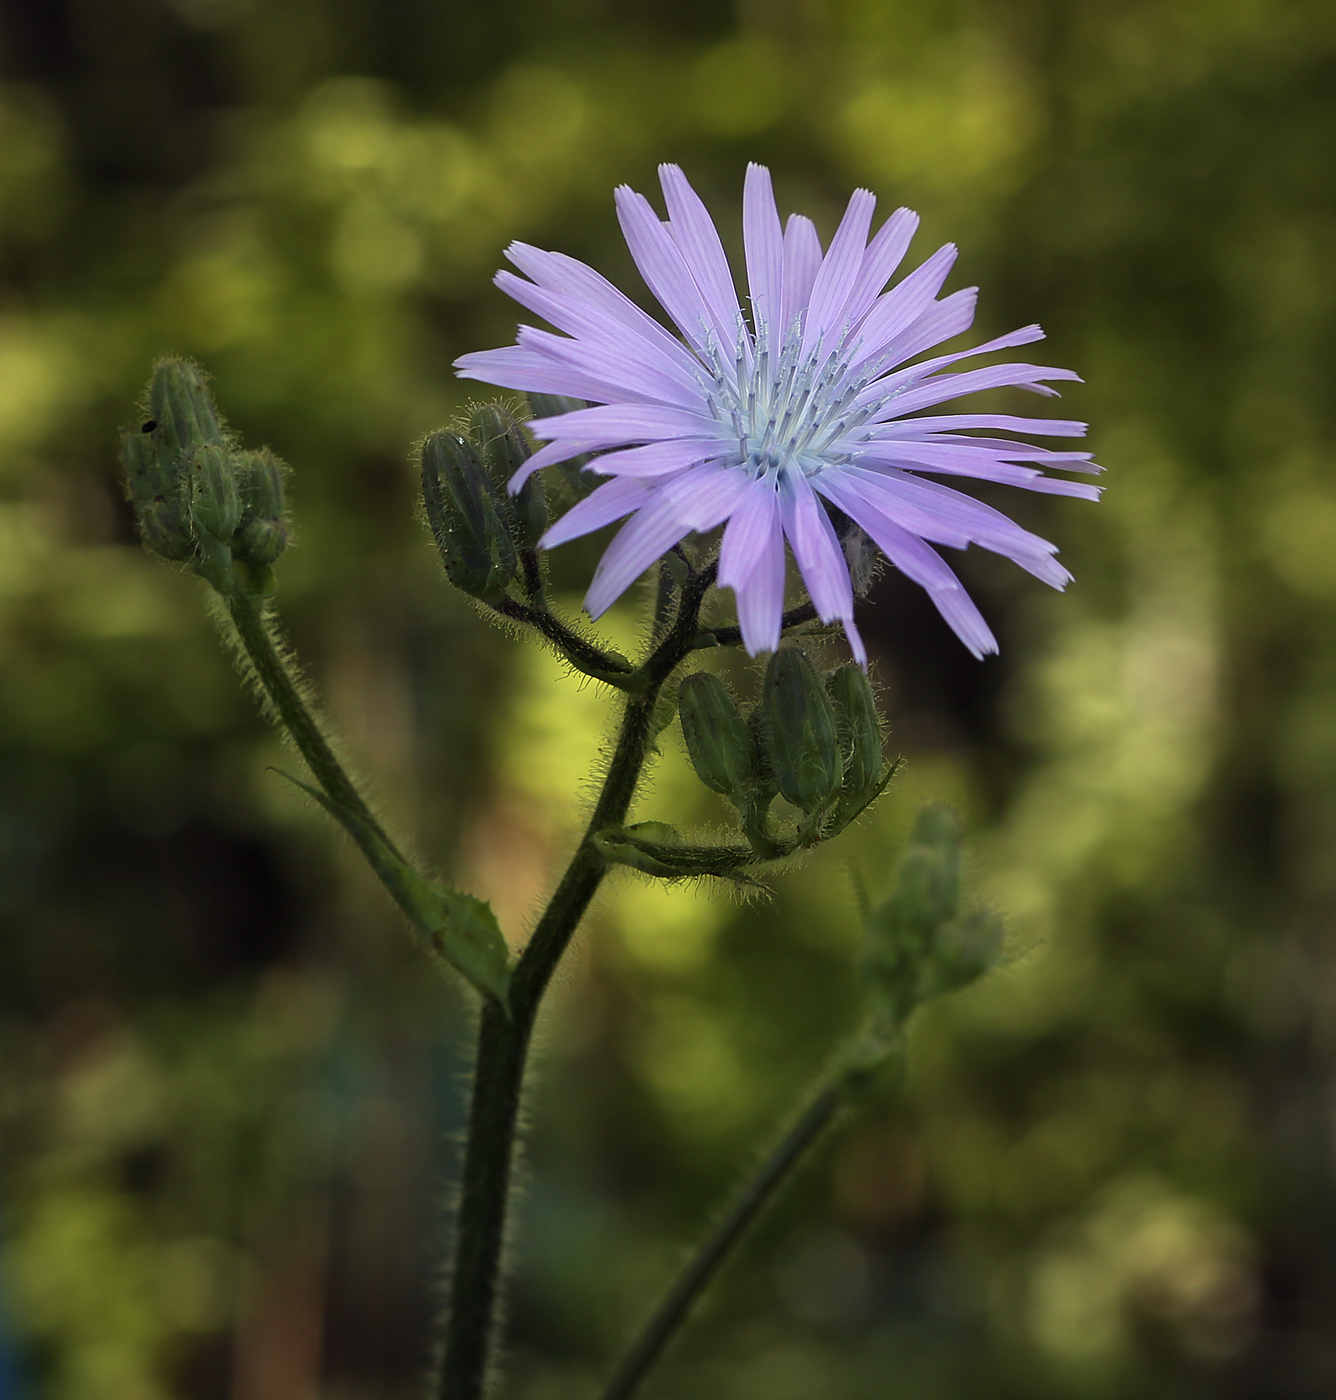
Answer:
[
  {"xmin": 122, "ymin": 360, "xmax": 289, "ymax": 594},
  {"xmin": 420, "ymin": 403, "xmax": 547, "ymax": 603},
  {"xmin": 678, "ymin": 648, "xmax": 888, "ymax": 855},
  {"xmin": 861, "ymin": 805, "xmax": 1004, "ymax": 1029}
]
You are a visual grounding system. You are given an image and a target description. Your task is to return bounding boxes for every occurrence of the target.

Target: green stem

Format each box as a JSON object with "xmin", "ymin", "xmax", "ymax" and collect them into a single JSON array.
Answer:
[
  {"xmin": 226, "ymin": 591, "xmax": 398, "ymax": 854},
  {"xmin": 698, "ymin": 600, "xmax": 818, "ymax": 650},
  {"xmin": 437, "ymin": 564, "xmax": 717, "ymax": 1400},
  {"xmin": 600, "ymin": 1082, "xmax": 847, "ymax": 1400},
  {"xmin": 493, "ymin": 595, "xmax": 645, "ymax": 690}
]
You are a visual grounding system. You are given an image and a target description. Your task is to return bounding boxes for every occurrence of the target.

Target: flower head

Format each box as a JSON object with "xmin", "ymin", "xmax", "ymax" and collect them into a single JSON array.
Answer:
[{"xmin": 456, "ymin": 164, "xmax": 1099, "ymax": 662}]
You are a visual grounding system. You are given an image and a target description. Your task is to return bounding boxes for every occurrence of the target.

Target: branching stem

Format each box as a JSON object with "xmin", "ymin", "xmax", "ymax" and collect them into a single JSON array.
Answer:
[
  {"xmin": 599, "ymin": 1082, "xmax": 847, "ymax": 1400},
  {"xmin": 437, "ymin": 563, "xmax": 717, "ymax": 1400},
  {"xmin": 227, "ymin": 590, "xmax": 399, "ymax": 855}
]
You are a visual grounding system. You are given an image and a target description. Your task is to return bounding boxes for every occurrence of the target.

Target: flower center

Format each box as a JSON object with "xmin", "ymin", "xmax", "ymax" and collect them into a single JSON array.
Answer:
[{"xmin": 699, "ymin": 320, "xmax": 888, "ymax": 481}]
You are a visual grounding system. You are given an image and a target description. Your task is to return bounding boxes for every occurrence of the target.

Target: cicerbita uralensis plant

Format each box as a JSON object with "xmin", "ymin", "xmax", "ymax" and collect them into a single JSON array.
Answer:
[
  {"xmin": 120, "ymin": 163, "xmax": 1097, "ymax": 1400},
  {"xmin": 457, "ymin": 162, "xmax": 1101, "ymax": 662}
]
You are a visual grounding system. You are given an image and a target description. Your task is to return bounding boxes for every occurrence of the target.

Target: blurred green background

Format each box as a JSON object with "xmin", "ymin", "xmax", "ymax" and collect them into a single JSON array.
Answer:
[{"xmin": 1, "ymin": 0, "xmax": 1334, "ymax": 1396}]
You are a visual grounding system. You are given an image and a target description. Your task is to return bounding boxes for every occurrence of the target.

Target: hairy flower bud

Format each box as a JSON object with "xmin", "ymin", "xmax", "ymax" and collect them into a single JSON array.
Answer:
[
  {"xmin": 678, "ymin": 672, "xmax": 756, "ymax": 800},
  {"xmin": 150, "ymin": 358, "xmax": 224, "ymax": 476},
  {"xmin": 826, "ymin": 663, "xmax": 883, "ymax": 794},
  {"xmin": 122, "ymin": 427, "xmax": 194, "ymax": 561},
  {"xmin": 860, "ymin": 805, "xmax": 1002, "ymax": 1023},
  {"xmin": 421, "ymin": 430, "xmax": 517, "ymax": 602},
  {"xmin": 761, "ymin": 648, "xmax": 842, "ymax": 813},
  {"xmin": 920, "ymin": 909, "xmax": 1005, "ymax": 999},
  {"xmin": 187, "ymin": 444, "xmax": 241, "ymax": 543},
  {"xmin": 233, "ymin": 449, "xmax": 290, "ymax": 569},
  {"xmin": 469, "ymin": 403, "xmax": 547, "ymax": 549}
]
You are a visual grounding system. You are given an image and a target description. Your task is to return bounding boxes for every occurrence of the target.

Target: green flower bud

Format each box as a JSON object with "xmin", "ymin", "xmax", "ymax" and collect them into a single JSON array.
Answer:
[
  {"xmin": 122, "ymin": 428, "xmax": 194, "ymax": 561},
  {"xmin": 421, "ymin": 430, "xmax": 518, "ymax": 602},
  {"xmin": 881, "ymin": 805, "xmax": 961, "ymax": 937},
  {"xmin": 826, "ymin": 663, "xmax": 884, "ymax": 794},
  {"xmin": 862, "ymin": 805, "xmax": 981, "ymax": 1022},
  {"xmin": 181, "ymin": 443, "xmax": 240, "ymax": 593},
  {"xmin": 678, "ymin": 672, "xmax": 756, "ymax": 800},
  {"xmin": 469, "ymin": 403, "xmax": 547, "ymax": 549},
  {"xmin": 761, "ymin": 648, "xmax": 842, "ymax": 813},
  {"xmin": 149, "ymin": 358, "xmax": 224, "ymax": 476},
  {"xmin": 186, "ymin": 444, "xmax": 241, "ymax": 544},
  {"xmin": 233, "ymin": 449, "xmax": 290, "ymax": 568},
  {"xmin": 919, "ymin": 909, "xmax": 1005, "ymax": 1000}
]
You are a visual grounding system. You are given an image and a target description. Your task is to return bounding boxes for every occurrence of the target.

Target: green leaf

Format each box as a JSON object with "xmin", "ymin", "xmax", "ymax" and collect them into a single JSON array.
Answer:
[{"xmin": 280, "ymin": 772, "xmax": 511, "ymax": 1003}]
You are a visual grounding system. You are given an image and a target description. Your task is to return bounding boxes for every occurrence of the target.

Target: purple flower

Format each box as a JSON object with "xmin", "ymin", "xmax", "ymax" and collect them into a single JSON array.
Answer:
[{"xmin": 456, "ymin": 164, "xmax": 1099, "ymax": 662}]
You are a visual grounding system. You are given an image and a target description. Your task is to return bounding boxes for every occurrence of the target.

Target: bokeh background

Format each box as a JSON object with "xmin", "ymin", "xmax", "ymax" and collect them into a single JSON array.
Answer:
[{"xmin": 0, "ymin": 0, "xmax": 1334, "ymax": 1396}]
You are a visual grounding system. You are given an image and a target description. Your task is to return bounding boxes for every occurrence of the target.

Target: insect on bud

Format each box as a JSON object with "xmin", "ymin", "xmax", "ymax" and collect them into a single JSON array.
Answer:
[
  {"xmin": 826, "ymin": 663, "xmax": 884, "ymax": 795},
  {"xmin": 421, "ymin": 430, "xmax": 517, "ymax": 602},
  {"xmin": 761, "ymin": 648, "xmax": 842, "ymax": 814},
  {"xmin": 678, "ymin": 672, "xmax": 756, "ymax": 801}
]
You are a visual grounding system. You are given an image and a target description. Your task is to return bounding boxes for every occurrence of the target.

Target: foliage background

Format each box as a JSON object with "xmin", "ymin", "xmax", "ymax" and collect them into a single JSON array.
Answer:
[{"xmin": 1, "ymin": 0, "xmax": 1334, "ymax": 1396}]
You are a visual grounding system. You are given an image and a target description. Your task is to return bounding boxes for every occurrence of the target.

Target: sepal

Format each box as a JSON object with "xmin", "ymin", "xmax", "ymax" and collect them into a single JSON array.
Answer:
[{"xmin": 593, "ymin": 821, "xmax": 758, "ymax": 882}]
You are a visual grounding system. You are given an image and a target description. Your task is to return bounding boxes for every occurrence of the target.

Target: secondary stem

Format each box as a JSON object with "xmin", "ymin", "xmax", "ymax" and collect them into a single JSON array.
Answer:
[
  {"xmin": 437, "ymin": 565, "xmax": 716, "ymax": 1400},
  {"xmin": 600, "ymin": 1082, "xmax": 847, "ymax": 1400},
  {"xmin": 226, "ymin": 591, "xmax": 398, "ymax": 853}
]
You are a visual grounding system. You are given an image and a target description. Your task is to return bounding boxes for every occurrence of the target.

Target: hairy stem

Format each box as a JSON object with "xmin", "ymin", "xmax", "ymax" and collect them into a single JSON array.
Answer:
[
  {"xmin": 600, "ymin": 1082, "xmax": 847, "ymax": 1400},
  {"xmin": 226, "ymin": 590, "xmax": 398, "ymax": 853},
  {"xmin": 698, "ymin": 600, "xmax": 818, "ymax": 649},
  {"xmin": 493, "ymin": 595, "xmax": 644, "ymax": 689},
  {"xmin": 437, "ymin": 564, "xmax": 716, "ymax": 1400}
]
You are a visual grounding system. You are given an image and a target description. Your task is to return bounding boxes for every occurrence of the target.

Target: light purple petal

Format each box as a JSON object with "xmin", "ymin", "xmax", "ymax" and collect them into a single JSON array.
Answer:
[
  {"xmin": 455, "ymin": 345, "xmax": 628, "ymax": 407},
  {"xmin": 580, "ymin": 438, "xmax": 722, "ymax": 479},
  {"xmin": 515, "ymin": 325, "xmax": 704, "ymax": 410},
  {"xmin": 540, "ymin": 476, "xmax": 656, "ymax": 547},
  {"xmin": 505, "ymin": 243, "xmax": 701, "ymax": 369},
  {"xmin": 583, "ymin": 466, "xmax": 744, "ymax": 616},
  {"xmin": 584, "ymin": 495, "xmax": 694, "ymax": 618},
  {"xmin": 615, "ymin": 186, "xmax": 720, "ymax": 359},
  {"xmin": 871, "ymin": 362, "xmax": 1082, "ymax": 422},
  {"xmin": 801, "ymin": 188, "xmax": 876, "ymax": 360},
  {"xmin": 496, "ymin": 271, "xmax": 707, "ymax": 391},
  {"xmin": 659, "ymin": 164, "xmax": 746, "ymax": 353},
  {"xmin": 849, "ymin": 244, "xmax": 959, "ymax": 370},
  {"xmin": 779, "ymin": 469, "xmax": 854, "ymax": 624},
  {"xmin": 528, "ymin": 402, "xmax": 722, "ymax": 446},
  {"xmin": 719, "ymin": 477, "xmax": 786, "ymax": 654},
  {"xmin": 719, "ymin": 476, "xmax": 780, "ymax": 590},
  {"xmin": 848, "ymin": 288, "xmax": 980, "ymax": 389},
  {"xmin": 852, "ymin": 439, "xmax": 1102, "ymax": 498},
  {"xmin": 672, "ymin": 463, "xmax": 753, "ymax": 532},
  {"xmin": 878, "ymin": 413, "xmax": 1088, "ymax": 438},
  {"xmin": 815, "ymin": 473, "xmax": 998, "ymax": 658},
  {"xmin": 743, "ymin": 163, "xmax": 783, "ymax": 339},
  {"xmin": 838, "ymin": 466, "xmax": 1072, "ymax": 587},
  {"xmin": 843, "ymin": 207, "xmax": 920, "ymax": 329},
  {"xmin": 780, "ymin": 215, "xmax": 822, "ymax": 335}
]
